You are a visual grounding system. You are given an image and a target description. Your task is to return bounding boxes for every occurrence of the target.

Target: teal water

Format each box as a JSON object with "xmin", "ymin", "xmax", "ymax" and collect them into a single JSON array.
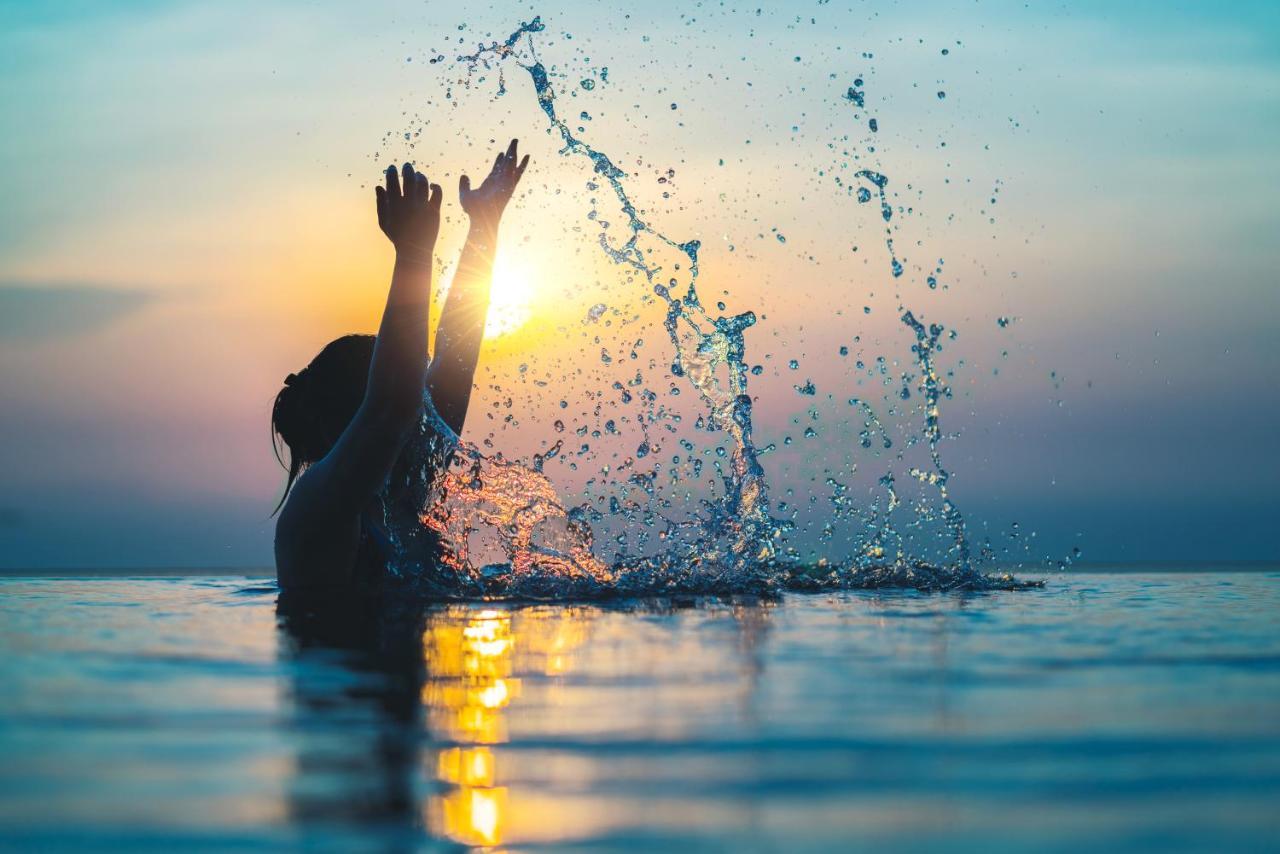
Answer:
[{"xmin": 1, "ymin": 571, "xmax": 1277, "ymax": 851}]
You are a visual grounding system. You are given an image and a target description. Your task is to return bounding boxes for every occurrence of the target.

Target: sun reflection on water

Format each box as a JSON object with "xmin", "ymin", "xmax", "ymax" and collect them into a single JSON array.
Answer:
[{"xmin": 422, "ymin": 606, "xmax": 591, "ymax": 847}]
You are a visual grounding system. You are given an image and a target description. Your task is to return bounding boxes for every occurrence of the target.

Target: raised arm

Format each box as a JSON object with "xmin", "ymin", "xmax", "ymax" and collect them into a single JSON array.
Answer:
[
  {"xmin": 275, "ymin": 163, "xmax": 442, "ymax": 588},
  {"xmin": 366, "ymin": 164, "xmax": 441, "ymax": 427},
  {"xmin": 428, "ymin": 139, "xmax": 529, "ymax": 436}
]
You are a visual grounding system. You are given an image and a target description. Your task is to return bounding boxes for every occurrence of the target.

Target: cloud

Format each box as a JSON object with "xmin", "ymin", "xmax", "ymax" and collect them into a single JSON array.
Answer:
[{"xmin": 0, "ymin": 283, "xmax": 152, "ymax": 339}]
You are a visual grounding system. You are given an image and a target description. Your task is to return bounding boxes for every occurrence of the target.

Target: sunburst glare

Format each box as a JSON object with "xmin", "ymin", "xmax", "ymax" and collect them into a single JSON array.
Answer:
[{"xmin": 484, "ymin": 248, "xmax": 533, "ymax": 339}]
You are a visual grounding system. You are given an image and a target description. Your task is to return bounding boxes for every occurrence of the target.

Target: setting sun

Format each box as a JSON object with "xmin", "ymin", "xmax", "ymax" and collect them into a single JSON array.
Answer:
[{"xmin": 484, "ymin": 250, "xmax": 533, "ymax": 339}]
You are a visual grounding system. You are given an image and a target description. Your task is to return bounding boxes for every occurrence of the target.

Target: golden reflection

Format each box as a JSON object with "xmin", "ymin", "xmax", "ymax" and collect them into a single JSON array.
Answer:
[{"xmin": 422, "ymin": 606, "xmax": 593, "ymax": 848}]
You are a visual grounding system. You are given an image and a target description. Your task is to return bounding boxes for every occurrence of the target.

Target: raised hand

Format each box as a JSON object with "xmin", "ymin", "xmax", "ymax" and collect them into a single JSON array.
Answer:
[
  {"xmin": 376, "ymin": 163, "xmax": 442, "ymax": 261},
  {"xmin": 459, "ymin": 139, "xmax": 530, "ymax": 232}
]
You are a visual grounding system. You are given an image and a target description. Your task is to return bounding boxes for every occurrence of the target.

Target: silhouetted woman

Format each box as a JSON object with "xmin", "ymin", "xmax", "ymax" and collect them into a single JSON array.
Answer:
[{"xmin": 271, "ymin": 140, "xmax": 529, "ymax": 593}]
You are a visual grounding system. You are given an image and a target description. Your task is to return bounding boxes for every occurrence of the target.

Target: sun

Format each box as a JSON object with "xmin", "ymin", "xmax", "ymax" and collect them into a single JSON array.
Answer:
[{"xmin": 484, "ymin": 250, "xmax": 533, "ymax": 340}]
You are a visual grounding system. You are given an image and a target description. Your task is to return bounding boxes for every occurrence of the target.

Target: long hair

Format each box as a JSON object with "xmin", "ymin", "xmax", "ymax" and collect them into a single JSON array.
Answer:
[{"xmin": 271, "ymin": 334, "xmax": 376, "ymax": 513}]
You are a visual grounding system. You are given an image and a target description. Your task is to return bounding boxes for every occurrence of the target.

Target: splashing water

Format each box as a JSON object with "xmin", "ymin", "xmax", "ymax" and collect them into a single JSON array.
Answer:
[
  {"xmin": 901, "ymin": 311, "xmax": 970, "ymax": 570},
  {"xmin": 381, "ymin": 17, "xmax": 1036, "ymax": 597}
]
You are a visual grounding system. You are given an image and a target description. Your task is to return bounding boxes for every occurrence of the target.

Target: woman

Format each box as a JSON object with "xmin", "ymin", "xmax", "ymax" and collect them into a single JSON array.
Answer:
[{"xmin": 271, "ymin": 140, "xmax": 529, "ymax": 592}]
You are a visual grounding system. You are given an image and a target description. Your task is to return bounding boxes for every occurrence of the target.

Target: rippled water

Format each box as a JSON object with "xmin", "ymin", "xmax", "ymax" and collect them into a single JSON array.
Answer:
[{"xmin": 1, "ymin": 571, "xmax": 1277, "ymax": 851}]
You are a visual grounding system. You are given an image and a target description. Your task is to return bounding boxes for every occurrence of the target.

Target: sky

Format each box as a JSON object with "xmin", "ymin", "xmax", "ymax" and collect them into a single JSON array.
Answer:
[{"xmin": 0, "ymin": 0, "xmax": 1277, "ymax": 569}]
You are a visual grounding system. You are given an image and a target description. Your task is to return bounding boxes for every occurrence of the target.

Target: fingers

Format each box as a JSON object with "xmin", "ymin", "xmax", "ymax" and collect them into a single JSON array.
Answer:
[
  {"xmin": 401, "ymin": 163, "xmax": 414, "ymax": 199},
  {"xmin": 385, "ymin": 164, "xmax": 401, "ymax": 200},
  {"xmin": 430, "ymin": 183, "xmax": 443, "ymax": 210},
  {"xmin": 375, "ymin": 185, "xmax": 388, "ymax": 231},
  {"xmin": 515, "ymin": 153, "xmax": 530, "ymax": 181},
  {"xmin": 414, "ymin": 170, "xmax": 429, "ymax": 204},
  {"xmin": 505, "ymin": 138, "xmax": 518, "ymax": 161},
  {"xmin": 459, "ymin": 174, "xmax": 471, "ymax": 197}
]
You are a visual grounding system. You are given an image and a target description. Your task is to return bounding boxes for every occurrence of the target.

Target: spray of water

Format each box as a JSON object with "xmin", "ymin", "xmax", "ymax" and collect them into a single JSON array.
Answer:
[{"xmin": 380, "ymin": 17, "xmax": 1037, "ymax": 597}]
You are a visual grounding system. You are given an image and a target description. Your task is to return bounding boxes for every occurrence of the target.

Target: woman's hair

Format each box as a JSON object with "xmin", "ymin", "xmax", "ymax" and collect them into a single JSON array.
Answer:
[{"xmin": 271, "ymin": 334, "xmax": 376, "ymax": 513}]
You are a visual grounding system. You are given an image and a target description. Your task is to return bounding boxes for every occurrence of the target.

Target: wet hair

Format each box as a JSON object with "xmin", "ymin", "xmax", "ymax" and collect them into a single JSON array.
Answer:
[{"xmin": 271, "ymin": 334, "xmax": 376, "ymax": 513}]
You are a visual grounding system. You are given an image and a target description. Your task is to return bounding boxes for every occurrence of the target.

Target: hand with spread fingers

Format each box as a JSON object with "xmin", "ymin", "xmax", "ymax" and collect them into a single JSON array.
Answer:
[
  {"xmin": 459, "ymin": 138, "xmax": 530, "ymax": 232},
  {"xmin": 376, "ymin": 163, "xmax": 442, "ymax": 262}
]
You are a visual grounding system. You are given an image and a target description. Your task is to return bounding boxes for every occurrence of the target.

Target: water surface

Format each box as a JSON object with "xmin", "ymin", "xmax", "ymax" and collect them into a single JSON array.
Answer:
[{"xmin": 1, "ymin": 571, "xmax": 1277, "ymax": 851}]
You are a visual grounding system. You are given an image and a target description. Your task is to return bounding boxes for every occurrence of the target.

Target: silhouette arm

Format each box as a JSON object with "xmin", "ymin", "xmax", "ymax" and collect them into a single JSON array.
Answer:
[
  {"xmin": 276, "ymin": 163, "xmax": 442, "ymax": 588},
  {"xmin": 427, "ymin": 225, "xmax": 495, "ymax": 435},
  {"xmin": 428, "ymin": 139, "xmax": 529, "ymax": 437}
]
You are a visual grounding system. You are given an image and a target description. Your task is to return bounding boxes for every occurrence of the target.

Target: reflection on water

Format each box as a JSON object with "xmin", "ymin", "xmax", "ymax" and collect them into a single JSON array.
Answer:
[
  {"xmin": 425, "ymin": 609, "xmax": 516, "ymax": 846},
  {"xmin": 278, "ymin": 596, "xmax": 427, "ymax": 834},
  {"xmin": 8, "ymin": 577, "xmax": 1268, "ymax": 849},
  {"xmin": 279, "ymin": 596, "xmax": 602, "ymax": 848},
  {"xmin": 423, "ymin": 606, "xmax": 592, "ymax": 847},
  {"xmin": 270, "ymin": 577, "xmax": 1280, "ymax": 850}
]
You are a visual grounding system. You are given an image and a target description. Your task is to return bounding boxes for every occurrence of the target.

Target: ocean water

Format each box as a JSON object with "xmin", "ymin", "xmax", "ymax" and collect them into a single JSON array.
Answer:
[{"xmin": 1, "ymin": 570, "xmax": 1277, "ymax": 851}]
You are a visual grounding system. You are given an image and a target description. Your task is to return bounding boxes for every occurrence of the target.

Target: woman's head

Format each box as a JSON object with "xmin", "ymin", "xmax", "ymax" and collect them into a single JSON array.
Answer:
[{"xmin": 271, "ymin": 334, "xmax": 375, "ymax": 511}]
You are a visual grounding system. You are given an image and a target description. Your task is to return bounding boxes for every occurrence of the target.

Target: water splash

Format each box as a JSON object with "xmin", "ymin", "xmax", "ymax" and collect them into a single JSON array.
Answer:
[
  {"xmin": 901, "ymin": 310, "xmax": 970, "ymax": 570},
  {"xmin": 450, "ymin": 18, "xmax": 780, "ymax": 583},
  {"xmin": 854, "ymin": 168, "xmax": 904, "ymax": 279},
  {"xmin": 380, "ymin": 17, "xmax": 1035, "ymax": 597}
]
